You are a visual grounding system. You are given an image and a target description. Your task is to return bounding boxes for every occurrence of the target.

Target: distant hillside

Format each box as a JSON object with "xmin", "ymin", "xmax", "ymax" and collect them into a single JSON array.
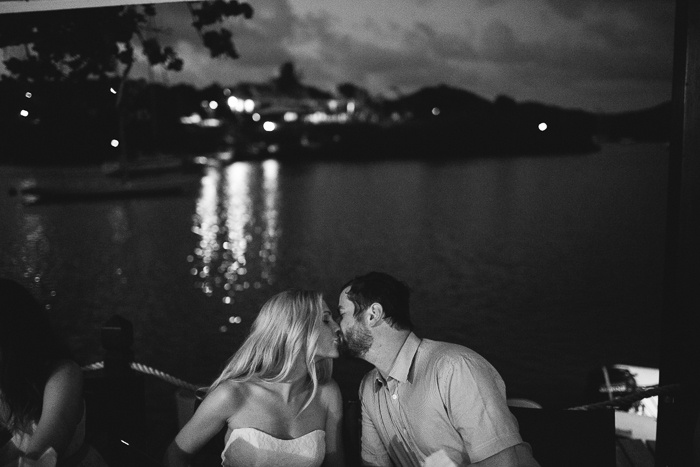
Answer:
[
  {"xmin": 596, "ymin": 102, "xmax": 672, "ymax": 143},
  {"xmin": 382, "ymin": 85, "xmax": 670, "ymax": 155},
  {"xmin": 378, "ymin": 85, "xmax": 600, "ymax": 156},
  {"xmin": 387, "ymin": 84, "xmax": 494, "ymax": 118}
]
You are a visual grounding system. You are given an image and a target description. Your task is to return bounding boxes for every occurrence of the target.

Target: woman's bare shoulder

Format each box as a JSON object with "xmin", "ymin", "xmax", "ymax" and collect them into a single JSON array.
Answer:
[
  {"xmin": 206, "ymin": 380, "xmax": 250, "ymax": 405},
  {"xmin": 46, "ymin": 359, "xmax": 82, "ymax": 390}
]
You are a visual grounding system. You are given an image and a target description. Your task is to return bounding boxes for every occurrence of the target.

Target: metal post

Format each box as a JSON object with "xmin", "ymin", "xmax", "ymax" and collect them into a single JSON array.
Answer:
[
  {"xmin": 84, "ymin": 315, "xmax": 145, "ymax": 451},
  {"xmin": 656, "ymin": 0, "xmax": 700, "ymax": 465}
]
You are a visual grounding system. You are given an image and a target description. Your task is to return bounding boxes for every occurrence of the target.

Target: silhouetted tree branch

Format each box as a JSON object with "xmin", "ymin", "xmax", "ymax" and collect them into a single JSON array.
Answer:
[{"xmin": 0, "ymin": 1, "xmax": 253, "ymax": 159}]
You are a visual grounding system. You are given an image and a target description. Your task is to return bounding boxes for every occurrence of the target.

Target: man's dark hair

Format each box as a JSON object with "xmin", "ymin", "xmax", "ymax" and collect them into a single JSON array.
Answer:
[{"xmin": 342, "ymin": 272, "xmax": 412, "ymax": 330}]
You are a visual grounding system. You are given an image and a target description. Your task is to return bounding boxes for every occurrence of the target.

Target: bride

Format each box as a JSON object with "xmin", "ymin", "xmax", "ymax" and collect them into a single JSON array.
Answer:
[{"xmin": 164, "ymin": 289, "xmax": 345, "ymax": 467}]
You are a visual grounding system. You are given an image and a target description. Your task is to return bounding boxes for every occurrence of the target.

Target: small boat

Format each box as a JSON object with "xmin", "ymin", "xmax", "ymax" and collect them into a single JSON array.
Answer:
[
  {"xmin": 594, "ymin": 364, "xmax": 659, "ymax": 442},
  {"xmin": 101, "ymin": 156, "xmax": 208, "ymax": 179},
  {"xmin": 506, "ymin": 364, "xmax": 663, "ymax": 466},
  {"xmin": 9, "ymin": 175, "xmax": 201, "ymax": 206}
]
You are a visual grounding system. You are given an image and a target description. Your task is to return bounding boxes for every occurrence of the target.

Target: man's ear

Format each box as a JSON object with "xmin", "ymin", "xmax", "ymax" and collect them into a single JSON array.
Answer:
[{"xmin": 365, "ymin": 303, "xmax": 384, "ymax": 327}]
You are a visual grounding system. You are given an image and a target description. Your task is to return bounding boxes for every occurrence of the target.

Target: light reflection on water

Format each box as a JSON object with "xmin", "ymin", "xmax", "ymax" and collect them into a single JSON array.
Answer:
[
  {"xmin": 15, "ymin": 213, "xmax": 56, "ymax": 310},
  {"xmin": 189, "ymin": 160, "xmax": 280, "ymax": 329},
  {"xmin": 107, "ymin": 205, "xmax": 131, "ymax": 244}
]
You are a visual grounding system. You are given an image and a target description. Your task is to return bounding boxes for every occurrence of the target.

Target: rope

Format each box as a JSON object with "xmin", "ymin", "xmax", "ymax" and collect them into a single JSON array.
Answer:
[
  {"xmin": 81, "ymin": 361, "xmax": 681, "ymax": 411},
  {"xmin": 130, "ymin": 362, "xmax": 202, "ymax": 392},
  {"xmin": 82, "ymin": 362, "xmax": 105, "ymax": 371},
  {"xmin": 82, "ymin": 361, "xmax": 202, "ymax": 392},
  {"xmin": 568, "ymin": 383, "xmax": 682, "ymax": 411}
]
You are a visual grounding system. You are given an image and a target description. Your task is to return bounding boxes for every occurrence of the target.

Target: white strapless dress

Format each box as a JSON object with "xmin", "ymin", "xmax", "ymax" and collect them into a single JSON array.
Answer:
[{"xmin": 221, "ymin": 428, "xmax": 325, "ymax": 467}]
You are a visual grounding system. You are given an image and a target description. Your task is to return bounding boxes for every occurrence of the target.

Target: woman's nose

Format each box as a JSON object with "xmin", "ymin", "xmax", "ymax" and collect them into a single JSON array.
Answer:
[{"xmin": 331, "ymin": 320, "xmax": 341, "ymax": 334}]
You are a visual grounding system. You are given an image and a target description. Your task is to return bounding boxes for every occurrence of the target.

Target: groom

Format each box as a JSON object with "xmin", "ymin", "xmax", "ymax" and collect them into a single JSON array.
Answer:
[{"xmin": 337, "ymin": 271, "xmax": 539, "ymax": 467}]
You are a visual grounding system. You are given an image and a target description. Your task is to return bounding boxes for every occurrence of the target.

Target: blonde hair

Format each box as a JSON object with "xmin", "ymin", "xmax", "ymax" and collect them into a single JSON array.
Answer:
[{"xmin": 207, "ymin": 289, "xmax": 332, "ymax": 413}]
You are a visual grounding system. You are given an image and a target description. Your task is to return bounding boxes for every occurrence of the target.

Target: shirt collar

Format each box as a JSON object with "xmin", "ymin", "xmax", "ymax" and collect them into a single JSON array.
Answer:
[{"xmin": 374, "ymin": 332, "xmax": 421, "ymax": 390}]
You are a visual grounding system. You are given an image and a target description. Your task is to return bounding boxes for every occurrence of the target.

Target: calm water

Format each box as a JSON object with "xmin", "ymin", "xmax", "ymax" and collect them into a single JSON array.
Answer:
[{"xmin": 0, "ymin": 143, "xmax": 668, "ymax": 409}]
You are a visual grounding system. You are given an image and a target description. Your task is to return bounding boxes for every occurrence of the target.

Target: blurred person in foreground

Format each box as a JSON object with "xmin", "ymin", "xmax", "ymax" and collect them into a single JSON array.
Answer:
[
  {"xmin": 0, "ymin": 279, "xmax": 106, "ymax": 467},
  {"xmin": 165, "ymin": 289, "xmax": 345, "ymax": 467},
  {"xmin": 337, "ymin": 272, "xmax": 540, "ymax": 467}
]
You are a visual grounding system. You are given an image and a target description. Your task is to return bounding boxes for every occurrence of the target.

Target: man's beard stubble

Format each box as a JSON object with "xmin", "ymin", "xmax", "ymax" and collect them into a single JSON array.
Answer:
[{"xmin": 339, "ymin": 323, "xmax": 373, "ymax": 359}]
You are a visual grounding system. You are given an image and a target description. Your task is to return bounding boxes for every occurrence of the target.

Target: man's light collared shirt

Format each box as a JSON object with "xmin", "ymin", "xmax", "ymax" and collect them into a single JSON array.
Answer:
[{"xmin": 360, "ymin": 333, "xmax": 522, "ymax": 466}]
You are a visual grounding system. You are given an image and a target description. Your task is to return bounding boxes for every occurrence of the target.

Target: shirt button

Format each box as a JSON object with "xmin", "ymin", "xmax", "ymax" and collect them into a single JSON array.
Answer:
[{"xmin": 391, "ymin": 394, "xmax": 398, "ymax": 400}]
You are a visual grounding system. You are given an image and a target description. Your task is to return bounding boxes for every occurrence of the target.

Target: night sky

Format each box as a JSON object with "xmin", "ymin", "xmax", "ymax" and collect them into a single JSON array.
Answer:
[
  {"xmin": 0, "ymin": 0, "xmax": 676, "ymax": 113},
  {"xmin": 130, "ymin": 0, "xmax": 676, "ymax": 113}
]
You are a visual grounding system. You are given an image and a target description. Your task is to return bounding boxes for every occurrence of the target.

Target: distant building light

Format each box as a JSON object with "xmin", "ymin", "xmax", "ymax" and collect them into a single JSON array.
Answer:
[
  {"xmin": 111, "ymin": 139, "xmax": 119, "ymax": 148},
  {"xmin": 263, "ymin": 121, "xmax": 277, "ymax": 132},
  {"xmin": 252, "ymin": 113, "xmax": 261, "ymax": 122},
  {"xmin": 180, "ymin": 113, "xmax": 202, "ymax": 125},
  {"xmin": 109, "ymin": 87, "xmax": 117, "ymax": 95},
  {"xmin": 25, "ymin": 92, "xmax": 32, "ymax": 99},
  {"xmin": 20, "ymin": 109, "xmax": 29, "ymax": 117},
  {"xmin": 201, "ymin": 100, "xmax": 209, "ymax": 108},
  {"xmin": 347, "ymin": 101, "xmax": 355, "ymax": 113},
  {"xmin": 432, "ymin": 107, "xmax": 440, "ymax": 116},
  {"xmin": 209, "ymin": 101, "xmax": 219, "ymax": 110},
  {"xmin": 328, "ymin": 100, "xmax": 338, "ymax": 112},
  {"xmin": 227, "ymin": 96, "xmax": 245, "ymax": 113},
  {"xmin": 538, "ymin": 122, "xmax": 547, "ymax": 131},
  {"xmin": 223, "ymin": 88, "xmax": 231, "ymax": 96},
  {"xmin": 284, "ymin": 111, "xmax": 298, "ymax": 122},
  {"xmin": 202, "ymin": 118, "xmax": 222, "ymax": 127},
  {"xmin": 305, "ymin": 111, "xmax": 329, "ymax": 124},
  {"xmin": 244, "ymin": 99, "xmax": 255, "ymax": 113}
]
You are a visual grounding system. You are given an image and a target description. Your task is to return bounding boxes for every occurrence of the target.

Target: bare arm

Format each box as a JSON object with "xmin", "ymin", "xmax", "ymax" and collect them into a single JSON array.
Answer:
[
  {"xmin": 164, "ymin": 441, "xmax": 194, "ymax": 467},
  {"xmin": 164, "ymin": 383, "xmax": 236, "ymax": 467},
  {"xmin": 321, "ymin": 380, "xmax": 345, "ymax": 467},
  {"xmin": 24, "ymin": 360, "xmax": 83, "ymax": 460}
]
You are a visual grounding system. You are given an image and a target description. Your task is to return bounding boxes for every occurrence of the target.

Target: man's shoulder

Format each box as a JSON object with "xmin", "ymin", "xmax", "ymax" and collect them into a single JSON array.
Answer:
[
  {"xmin": 418, "ymin": 338, "xmax": 487, "ymax": 366},
  {"xmin": 416, "ymin": 339, "xmax": 505, "ymax": 392}
]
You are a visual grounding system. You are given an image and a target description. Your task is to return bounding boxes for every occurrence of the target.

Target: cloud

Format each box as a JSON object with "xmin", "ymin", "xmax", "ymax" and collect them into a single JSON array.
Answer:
[
  {"xmin": 480, "ymin": 20, "xmax": 535, "ymax": 63},
  {"xmin": 139, "ymin": 0, "xmax": 673, "ymax": 111},
  {"xmin": 148, "ymin": 0, "xmax": 298, "ymax": 85},
  {"xmin": 279, "ymin": 8, "xmax": 482, "ymax": 96},
  {"xmin": 477, "ymin": 14, "xmax": 673, "ymax": 82},
  {"xmin": 407, "ymin": 22, "xmax": 479, "ymax": 61},
  {"xmin": 541, "ymin": 0, "xmax": 674, "ymax": 21}
]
